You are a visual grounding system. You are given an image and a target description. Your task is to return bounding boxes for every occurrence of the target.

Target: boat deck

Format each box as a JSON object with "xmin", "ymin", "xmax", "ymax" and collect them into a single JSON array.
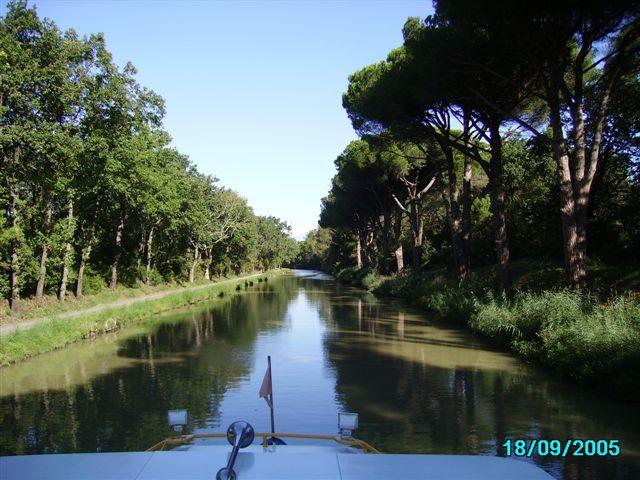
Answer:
[{"xmin": 1, "ymin": 446, "xmax": 553, "ymax": 479}]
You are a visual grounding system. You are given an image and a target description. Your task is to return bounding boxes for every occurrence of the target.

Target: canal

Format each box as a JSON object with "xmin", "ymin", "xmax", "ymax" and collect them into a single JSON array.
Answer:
[{"xmin": 1, "ymin": 271, "xmax": 638, "ymax": 479}]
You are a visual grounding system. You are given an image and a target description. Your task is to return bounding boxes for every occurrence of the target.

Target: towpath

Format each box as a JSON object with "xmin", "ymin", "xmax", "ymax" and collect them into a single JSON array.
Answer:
[{"xmin": 0, "ymin": 272, "xmax": 266, "ymax": 336}]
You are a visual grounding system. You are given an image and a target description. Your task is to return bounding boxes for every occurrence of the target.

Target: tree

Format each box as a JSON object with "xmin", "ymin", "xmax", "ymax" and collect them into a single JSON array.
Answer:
[
  {"xmin": 435, "ymin": 0, "xmax": 640, "ymax": 286},
  {"xmin": 1, "ymin": 1, "xmax": 295, "ymax": 314},
  {"xmin": 371, "ymin": 138, "xmax": 438, "ymax": 273},
  {"xmin": 293, "ymin": 228, "xmax": 333, "ymax": 270},
  {"xmin": 255, "ymin": 216, "xmax": 297, "ymax": 270},
  {"xmin": 1, "ymin": 1, "xmax": 69, "ymax": 312}
]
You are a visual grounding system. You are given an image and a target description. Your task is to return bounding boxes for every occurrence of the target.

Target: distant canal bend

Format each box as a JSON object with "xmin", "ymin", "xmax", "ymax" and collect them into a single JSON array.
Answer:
[{"xmin": 1, "ymin": 271, "xmax": 638, "ymax": 479}]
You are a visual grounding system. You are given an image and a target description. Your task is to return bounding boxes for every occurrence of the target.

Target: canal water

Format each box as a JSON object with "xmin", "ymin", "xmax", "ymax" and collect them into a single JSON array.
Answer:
[{"xmin": 1, "ymin": 271, "xmax": 638, "ymax": 479}]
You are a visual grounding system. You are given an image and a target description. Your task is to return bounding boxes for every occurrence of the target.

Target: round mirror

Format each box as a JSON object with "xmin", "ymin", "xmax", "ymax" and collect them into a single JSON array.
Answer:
[{"xmin": 226, "ymin": 420, "xmax": 255, "ymax": 448}]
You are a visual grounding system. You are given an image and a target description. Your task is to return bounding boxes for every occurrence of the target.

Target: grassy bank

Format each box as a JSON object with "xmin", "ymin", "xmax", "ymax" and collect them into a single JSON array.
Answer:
[
  {"xmin": 336, "ymin": 262, "xmax": 640, "ymax": 401},
  {"xmin": 0, "ymin": 272, "xmax": 270, "ymax": 323},
  {"xmin": 0, "ymin": 271, "xmax": 281, "ymax": 366}
]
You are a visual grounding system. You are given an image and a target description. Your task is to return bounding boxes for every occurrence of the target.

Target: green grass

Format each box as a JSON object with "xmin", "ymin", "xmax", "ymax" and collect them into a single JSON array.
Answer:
[
  {"xmin": 340, "ymin": 261, "xmax": 640, "ymax": 401},
  {"xmin": 470, "ymin": 291, "xmax": 640, "ymax": 399},
  {"xmin": 1, "ymin": 272, "xmax": 265, "ymax": 323},
  {"xmin": 0, "ymin": 272, "xmax": 281, "ymax": 366}
]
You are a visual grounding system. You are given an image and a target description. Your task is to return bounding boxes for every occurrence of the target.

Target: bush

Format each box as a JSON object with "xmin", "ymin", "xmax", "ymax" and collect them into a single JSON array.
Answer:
[
  {"xmin": 336, "ymin": 267, "xmax": 358, "ymax": 283},
  {"xmin": 540, "ymin": 295, "xmax": 640, "ymax": 383},
  {"xmin": 470, "ymin": 290, "xmax": 640, "ymax": 399},
  {"xmin": 418, "ymin": 285, "xmax": 477, "ymax": 323},
  {"xmin": 361, "ymin": 271, "xmax": 387, "ymax": 290},
  {"xmin": 374, "ymin": 271, "xmax": 476, "ymax": 323},
  {"xmin": 81, "ymin": 267, "xmax": 107, "ymax": 295},
  {"xmin": 145, "ymin": 268, "xmax": 165, "ymax": 287},
  {"xmin": 374, "ymin": 271, "xmax": 428, "ymax": 297},
  {"xmin": 470, "ymin": 296, "xmax": 518, "ymax": 346},
  {"xmin": 336, "ymin": 267, "xmax": 388, "ymax": 291}
]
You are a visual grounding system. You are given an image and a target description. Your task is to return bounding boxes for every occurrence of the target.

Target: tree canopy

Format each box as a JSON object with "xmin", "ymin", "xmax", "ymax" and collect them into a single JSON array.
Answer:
[
  {"xmin": 1, "ymin": 1, "xmax": 297, "ymax": 315},
  {"xmin": 295, "ymin": 0, "xmax": 640, "ymax": 291}
]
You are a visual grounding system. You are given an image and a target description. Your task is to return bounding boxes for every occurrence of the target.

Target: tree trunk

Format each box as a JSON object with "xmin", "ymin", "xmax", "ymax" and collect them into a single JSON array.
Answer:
[
  {"xmin": 380, "ymin": 211, "xmax": 391, "ymax": 274},
  {"xmin": 574, "ymin": 189, "xmax": 589, "ymax": 278},
  {"xmin": 189, "ymin": 244, "xmax": 199, "ymax": 283},
  {"xmin": 355, "ymin": 228, "xmax": 362, "ymax": 268},
  {"xmin": 568, "ymin": 59, "xmax": 589, "ymax": 285},
  {"xmin": 8, "ymin": 171, "xmax": 21, "ymax": 316},
  {"xmin": 488, "ymin": 122, "xmax": 511, "ymax": 291},
  {"xmin": 393, "ymin": 212, "xmax": 404, "ymax": 273},
  {"xmin": 76, "ymin": 244, "xmax": 91, "ymax": 299},
  {"xmin": 145, "ymin": 227, "xmax": 154, "ymax": 286},
  {"xmin": 109, "ymin": 213, "xmax": 124, "ymax": 290},
  {"xmin": 558, "ymin": 154, "xmax": 582, "ymax": 286},
  {"xmin": 363, "ymin": 227, "xmax": 376, "ymax": 268},
  {"xmin": 409, "ymin": 202, "xmax": 423, "ymax": 273},
  {"xmin": 435, "ymin": 145, "xmax": 467, "ymax": 281},
  {"xmin": 36, "ymin": 201, "xmax": 53, "ymax": 302},
  {"xmin": 549, "ymin": 92, "xmax": 583, "ymax": 287},
  {"xmin": 58, "ymin": 200, "xmax": 74, "ymax": 302},
  {"xmin": 204, "ymin": 247, "xmax": 211, "ymax": 280},
  {"xmin": 137, "ymin": 229, "xmax": 145, "ymax": 270},
  {"xmin": 461, "ymin": 114, "xmax": 473, "ymax": 276}
]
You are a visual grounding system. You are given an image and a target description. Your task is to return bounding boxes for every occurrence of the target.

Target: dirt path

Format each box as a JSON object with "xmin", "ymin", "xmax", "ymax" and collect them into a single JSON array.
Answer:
[{"xmin": 0, "ymin": 272, "xmax": 266, "ymax": 336}]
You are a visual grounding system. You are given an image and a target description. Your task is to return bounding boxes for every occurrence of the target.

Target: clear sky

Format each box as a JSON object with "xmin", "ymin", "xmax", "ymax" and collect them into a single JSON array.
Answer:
[{"xmin": 11, "ymin": 0, "xmax": 433, "ymax": 239}]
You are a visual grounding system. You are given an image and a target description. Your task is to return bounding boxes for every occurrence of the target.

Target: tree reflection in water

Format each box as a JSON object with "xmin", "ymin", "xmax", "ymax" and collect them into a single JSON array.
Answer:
[{"xmin": 0, "ymin": 280, "xmax": 297, "ymax": 455}]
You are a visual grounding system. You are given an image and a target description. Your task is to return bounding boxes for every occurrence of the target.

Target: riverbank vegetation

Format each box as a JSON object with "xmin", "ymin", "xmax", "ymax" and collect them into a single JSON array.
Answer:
[
  {"xmin": 1, "ymin": 2, "xmax": 297, "ymax": 319},
  {"xmin": 293, "ymin": 1, "xmax": 640, "ymax": 399},
  {"xmin": 331, "ymin": 265, "xmax": 639, "ymax": 400},
  {"xmin": 0, "ymin": 272, "xmax": 277, "ymax": 365}
]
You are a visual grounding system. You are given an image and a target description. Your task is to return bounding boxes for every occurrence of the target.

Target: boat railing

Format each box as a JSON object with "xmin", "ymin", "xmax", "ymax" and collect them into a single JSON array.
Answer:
[{"xmin": 147, "ymin": 432, "xmax": 381, "ymax": 454}]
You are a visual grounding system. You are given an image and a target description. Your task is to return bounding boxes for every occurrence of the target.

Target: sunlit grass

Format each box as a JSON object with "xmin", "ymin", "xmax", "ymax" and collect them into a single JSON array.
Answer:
[
  {"xmin": 0, "ymin": 272, "xmax": 281, "ymax": 366},
  {"xmin": 471, "ymin": 291, "xmax": 640, "ymax": 399},
  {"xmin": 0, "ymin": 272, "xmax": 265, "ymax": 323}
]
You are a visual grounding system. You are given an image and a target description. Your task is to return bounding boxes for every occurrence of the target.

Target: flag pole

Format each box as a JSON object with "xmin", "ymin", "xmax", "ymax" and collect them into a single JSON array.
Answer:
[{"xmin": 268, "ymin": 355, "xmax": 275, "ymax": 435}]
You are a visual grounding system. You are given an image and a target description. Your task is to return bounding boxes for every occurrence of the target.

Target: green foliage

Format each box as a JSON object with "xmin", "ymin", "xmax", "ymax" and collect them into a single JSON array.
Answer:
[
  {"xmin": 314, "ymin": 0, "xmax": 639, "ymax": 400},
  {"xmin": 375, "ymin": 271, "xmax": 477, "ymax": 323},
  {"xmin": 1, "ymin": 2, "xmax": 296, "ymax": 315},
  {"xmin": 254, "ymin": 216, "xmax": 298, "ymax": 271},
  {"xmin": 360, "ymin": 270, "xmax": 386, "ymax": 291},
  {"xmin": 335, "ymin": 266, "xmax": 359, "ymax": 283},
  {"xmin": 470, "ymin": 290, "xmax": 640, "ymax": 399},
  {"xmin": 292, "ymin": 228, "xmax": 332, "ymax": 269},
  {"xmin": 81, "ymin": 266, "xmax": 107, "ymax": 295}
]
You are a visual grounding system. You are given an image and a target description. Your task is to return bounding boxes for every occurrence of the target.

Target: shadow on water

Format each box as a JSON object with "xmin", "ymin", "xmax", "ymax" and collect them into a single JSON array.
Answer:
[
  {"xmin": 317, "ymin": 280, "xmax": 640, "ymax": 480},
  {"xmin": 1, "ymin": 271, "xmax": 639, "ymax": 480}
]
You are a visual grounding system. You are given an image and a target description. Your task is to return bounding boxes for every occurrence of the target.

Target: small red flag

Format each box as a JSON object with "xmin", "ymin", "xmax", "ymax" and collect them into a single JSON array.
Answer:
[{"xmin": 259, "ymin": 364, "xmax": 272, "ymax": 408}]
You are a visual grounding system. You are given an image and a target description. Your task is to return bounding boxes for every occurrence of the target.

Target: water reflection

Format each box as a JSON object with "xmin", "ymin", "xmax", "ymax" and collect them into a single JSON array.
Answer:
[
  {"xmin": 0, "ymin": 281, "xmax": 297, "ymax": 454},
  {"xmin": 318, "ymin": 279, "xmax": 640, "ymax": 480},
  {"xmin": 1, "ymin": 272, "xmax": 639, "ymax": 480}
]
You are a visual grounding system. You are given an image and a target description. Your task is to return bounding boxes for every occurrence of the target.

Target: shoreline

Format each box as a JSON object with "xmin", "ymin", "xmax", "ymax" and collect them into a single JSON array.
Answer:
[
  {"xmin": 331, "ymin": 266, "xmax": 640, "ymax": 404},
  {"xmin": 0, "ymin": 270, "xmax": 284, "ymax": 366}
]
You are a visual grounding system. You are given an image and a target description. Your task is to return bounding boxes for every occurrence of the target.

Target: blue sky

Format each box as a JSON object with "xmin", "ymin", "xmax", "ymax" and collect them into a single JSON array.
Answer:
[{"xmin": 12, "ymin": 1, "xmax": 433, "ymax": 239}]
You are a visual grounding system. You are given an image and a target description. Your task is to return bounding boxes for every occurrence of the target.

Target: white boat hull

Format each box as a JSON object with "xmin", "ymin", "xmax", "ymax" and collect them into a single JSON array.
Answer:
[{"xmin": 0, "ymin": 446, "xmax": 553, "ymax": 479}]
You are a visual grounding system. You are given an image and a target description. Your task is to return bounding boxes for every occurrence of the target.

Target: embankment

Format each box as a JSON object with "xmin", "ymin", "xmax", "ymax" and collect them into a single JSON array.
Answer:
[
  {"xmin": 335, "ymin": 264, "xmax": 640, "ymax": 401},
  {"xmin": 0, "ymin": 271, "xmax": 282, "ymax": 366}
]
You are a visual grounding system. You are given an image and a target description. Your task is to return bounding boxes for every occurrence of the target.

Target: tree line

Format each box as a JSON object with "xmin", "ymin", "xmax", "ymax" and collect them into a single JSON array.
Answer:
[
  {"xmin": 1, "ymin": 1, "xmax": 297, "ymax": 315},
  {"xmin": 296, "ymin": 0, "xmax": 639, "ymax": 289}
]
